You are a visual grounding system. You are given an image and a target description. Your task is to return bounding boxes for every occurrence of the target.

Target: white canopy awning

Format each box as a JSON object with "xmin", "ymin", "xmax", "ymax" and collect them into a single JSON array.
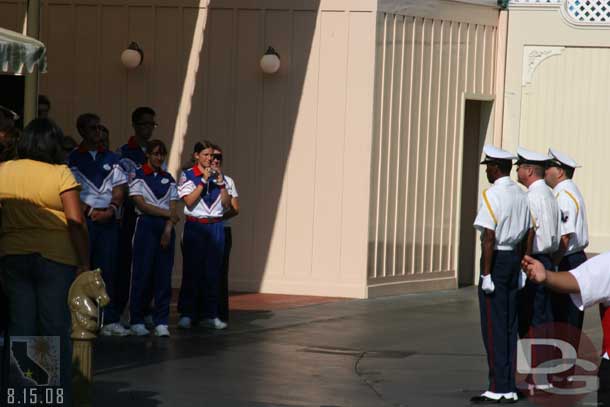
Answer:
[{"xmin": 0, "ymin": 27, "xmax": 47, "ymax": 74}]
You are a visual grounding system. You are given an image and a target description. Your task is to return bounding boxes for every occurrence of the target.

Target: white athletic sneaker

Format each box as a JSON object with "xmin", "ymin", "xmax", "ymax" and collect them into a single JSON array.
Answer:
[
  {"xmin": 143, "ymin": 315, "xmax": 154, "ymax": 329},
  {"xmin": 100, "ymin": 322, "xmax": 131, "ymax": 337},
  {"xmin": 201, "ymin": 318, "xmax": 227, "ymax": 330},
  {"xmin": 130, "ymin": 323, "xmax": 150, "ymax": 336},
  {"xmin": 177, "ymin": 316, "xmax": 192, "ymax": 329},
  {"xmin": 154, "ymin": 325, "xmax": 170, "ymax": 337}
]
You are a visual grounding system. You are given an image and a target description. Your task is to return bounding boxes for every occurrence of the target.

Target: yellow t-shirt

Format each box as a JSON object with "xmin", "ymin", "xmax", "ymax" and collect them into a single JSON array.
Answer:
[{"xmin": 0, "ymin": 159, "xmax": 81, "ymax": 266}]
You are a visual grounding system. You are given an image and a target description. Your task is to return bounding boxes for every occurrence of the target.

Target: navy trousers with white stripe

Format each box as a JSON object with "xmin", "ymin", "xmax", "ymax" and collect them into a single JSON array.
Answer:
[
  {"xmin": 87, "ymin": 218, "xmax": 121, "ymax": 324},
  {"xmin": 178, "ymin": 221, "xmax": 225, "ymax": 320},
  {"xmin": 129, "ymin": 215, "xmax": 175, "ymax": 326},
  {"xmin": 478, "ymin": 250, "xmax": 520, "ymax": 394}
]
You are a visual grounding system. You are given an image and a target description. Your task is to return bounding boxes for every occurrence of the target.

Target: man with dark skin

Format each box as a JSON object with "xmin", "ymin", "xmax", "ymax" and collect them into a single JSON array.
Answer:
[{"xmin": 471, "ymin": 145, "xmax": 530, "ymax": 405}]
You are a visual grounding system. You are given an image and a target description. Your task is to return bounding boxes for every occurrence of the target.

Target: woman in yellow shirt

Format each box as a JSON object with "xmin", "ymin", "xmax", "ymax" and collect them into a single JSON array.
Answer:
[{"xmin": 0, "ymin": 118, "xmax": 89, "ymax": 405}]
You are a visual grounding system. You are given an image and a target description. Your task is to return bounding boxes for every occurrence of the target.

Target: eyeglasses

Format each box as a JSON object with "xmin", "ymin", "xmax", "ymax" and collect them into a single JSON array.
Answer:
[
  {"xmin": 212, "ymin": 154, "xmax": 223, "ymax": 161},
  {"xmin": 135, "ymin": 121, "xmax": 159, "ymax": 128}
]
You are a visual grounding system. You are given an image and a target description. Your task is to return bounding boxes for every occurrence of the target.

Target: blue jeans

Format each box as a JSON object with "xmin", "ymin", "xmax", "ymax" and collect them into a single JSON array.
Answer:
[{"xmin": 0, "ymin": 254, "xmax": 75, "ymax": 406}]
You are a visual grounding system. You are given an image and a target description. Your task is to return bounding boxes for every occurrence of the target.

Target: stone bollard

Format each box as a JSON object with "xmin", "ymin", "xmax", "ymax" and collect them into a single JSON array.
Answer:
[{"xmin": 68, "ymin": 270, "xmax": 110, "ymax": 407}]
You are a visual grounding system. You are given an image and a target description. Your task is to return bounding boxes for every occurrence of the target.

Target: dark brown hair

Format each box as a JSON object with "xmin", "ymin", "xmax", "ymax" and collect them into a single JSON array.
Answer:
[{"xmin": 146, "ymin": 139, "xmax": 168, "ymax": 156}]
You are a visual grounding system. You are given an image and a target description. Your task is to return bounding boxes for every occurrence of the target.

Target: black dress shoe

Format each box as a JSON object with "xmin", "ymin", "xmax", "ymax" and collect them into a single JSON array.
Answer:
[{"xmin": 470, "ymin": 395, "xmax": 517, "ymax": 404}]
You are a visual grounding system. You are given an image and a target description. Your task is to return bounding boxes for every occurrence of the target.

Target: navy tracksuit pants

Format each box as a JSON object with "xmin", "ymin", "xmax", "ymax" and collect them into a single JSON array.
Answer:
[
  {"xmin": 178, "ymin": 221, "xmax": 225, "ymax": 320},
  {"xmin": 116, "ymin": 200, "xmax": 137, "ymax": 318},
  {"xmin": 219, "ymin": 227, "xmax": 232, "ymax": 322},
  {"xmin": 87, "ymin": 218, "xmax": 121, "ymax": 324},
  {"xmin": 518, "ymin": 253, "xmax": 554, "ymax": 338},
  {"xmin": 129, "ymin": 215, "xmax": 175, "ymax": 326},
  {"xmin": 478, "ymin": 250, "xmax": 520, "ymax": 394}
]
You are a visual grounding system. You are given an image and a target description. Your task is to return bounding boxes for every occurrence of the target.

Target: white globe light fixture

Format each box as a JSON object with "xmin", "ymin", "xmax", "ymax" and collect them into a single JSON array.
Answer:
[
  {"xmin": 121, "ymin": 42, "xmax": 144, "ymax": 69},
  {"xmin": 260, "ymin": 46, "xmax": 280, "ymax": 74}
]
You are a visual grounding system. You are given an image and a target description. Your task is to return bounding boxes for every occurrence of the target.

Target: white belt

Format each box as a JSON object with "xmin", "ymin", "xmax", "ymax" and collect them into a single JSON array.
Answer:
[{"xmin": 495, "ymin": 244, "xmax": 515, "ymax": 251}]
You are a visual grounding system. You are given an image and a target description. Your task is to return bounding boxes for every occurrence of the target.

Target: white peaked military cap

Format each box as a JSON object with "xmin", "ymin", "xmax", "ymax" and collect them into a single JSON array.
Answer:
[
  {"xmin": 515, "ymin": 147, "xmax": 550, "ymax": 166},
  {"xmin": 480, "ymin": 145, "xmax": 516, "ymax": 165},
  {"xmin": 548, "ymin": 148, "xmax": 582, "ymax": 169}
]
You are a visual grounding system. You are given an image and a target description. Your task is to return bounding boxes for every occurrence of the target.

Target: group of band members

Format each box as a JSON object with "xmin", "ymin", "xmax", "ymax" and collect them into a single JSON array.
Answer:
[
  {"xmin": 471, "ymin": 145, "xmax": 588, "ymax": 404},
  {"xmin": 68, "ymin": 107, "xmax": 238, "ymax": 337}
]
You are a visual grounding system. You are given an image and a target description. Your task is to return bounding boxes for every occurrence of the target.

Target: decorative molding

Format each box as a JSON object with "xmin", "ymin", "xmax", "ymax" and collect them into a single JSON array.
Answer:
[{"xmin": 522, "ymin": 46, "xmax": 565, "ymax": 86}]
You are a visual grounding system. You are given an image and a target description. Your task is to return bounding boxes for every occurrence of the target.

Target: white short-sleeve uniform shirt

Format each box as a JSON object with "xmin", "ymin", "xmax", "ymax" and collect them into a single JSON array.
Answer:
[
  {"xmin": 528, "ymin": 179, "xmax": 560, "ymax": 255},
  {"xmin": 473, "ymin": 176, "xmax": 531, "ymax": 250},
  {"xmin": 569, "ymin": 252, "xmax": 610, "ymax": 310},
  {"xmin": 554, "ymin": 179, "xmax": 589, "ymax": 255}
]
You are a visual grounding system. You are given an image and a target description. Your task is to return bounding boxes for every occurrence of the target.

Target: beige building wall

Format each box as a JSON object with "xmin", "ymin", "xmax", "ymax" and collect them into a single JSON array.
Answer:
[
  {"xmin": 504, "ymin": 1, "xmax": 610, "ymax": 254},
  {"xmin": 1, "ymin": 0, "xmax": 503, "ymax": 298},
  {"xmin": 0, "ymin": 0, "xmax": 377, "ymax": 298},
  {"xmin": 367, "ymin": 1, "xmax": 499, "ymax": 296}
]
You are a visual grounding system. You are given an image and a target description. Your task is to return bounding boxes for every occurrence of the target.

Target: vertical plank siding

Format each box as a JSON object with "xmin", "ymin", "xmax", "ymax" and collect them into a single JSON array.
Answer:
[{"xmin": 368, "ymin": 8, "xmax": 498, "ymax": 292}]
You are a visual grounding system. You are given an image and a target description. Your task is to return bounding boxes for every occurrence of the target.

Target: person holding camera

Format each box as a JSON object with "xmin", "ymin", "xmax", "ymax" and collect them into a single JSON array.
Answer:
[
  {"xmin": 177, "ymin": 141, "xmax": 231, "ymax": 329},
  {"xmin": 210, "ymin": 144, "xmax": 239, "ymax": 324}
]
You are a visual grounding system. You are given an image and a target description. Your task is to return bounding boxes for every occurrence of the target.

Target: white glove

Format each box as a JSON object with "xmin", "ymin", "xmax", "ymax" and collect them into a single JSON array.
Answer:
[
  {"xmin": 519, "ymin": 269, "xmax": 527, "ymax": 290},
  {"xmin": 481, "ymin": 274, "xmax": 495, "ymax": 294}
]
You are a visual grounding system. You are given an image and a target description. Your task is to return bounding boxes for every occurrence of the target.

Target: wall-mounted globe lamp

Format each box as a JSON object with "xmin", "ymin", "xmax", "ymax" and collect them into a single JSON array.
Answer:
[
  {"xmin": 121, "ymin": 42, "xmax": 144, "ymax": 69},
  {"xmin": 260, "ymin": 46, "xmax": 280, "ymax": 74}
]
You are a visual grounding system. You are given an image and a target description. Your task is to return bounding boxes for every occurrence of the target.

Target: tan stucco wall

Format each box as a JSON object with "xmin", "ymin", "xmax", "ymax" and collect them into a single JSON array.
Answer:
[
  {"xmin": 504, "ymin": 3, "xmax": 610, "ymax": 253},
  {"xmin": 0, "ymin": 0, "xmax": 377, "ymax": 298},
  {"xmin": 1, "ymin": 0, "xmax": 503, "ymax": 298}
]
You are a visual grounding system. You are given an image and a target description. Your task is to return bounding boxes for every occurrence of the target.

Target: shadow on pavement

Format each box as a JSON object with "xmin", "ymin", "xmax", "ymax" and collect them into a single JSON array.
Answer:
[{"xmin": 93, "ymin": 380, "xmax": 161, "ymax": 407}]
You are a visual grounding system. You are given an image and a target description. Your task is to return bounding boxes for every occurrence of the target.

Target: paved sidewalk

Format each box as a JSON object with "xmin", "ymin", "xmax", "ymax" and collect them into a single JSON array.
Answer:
[{"xmin": 92, "ymin": 288, "xmax": 604, "ymax": 407}]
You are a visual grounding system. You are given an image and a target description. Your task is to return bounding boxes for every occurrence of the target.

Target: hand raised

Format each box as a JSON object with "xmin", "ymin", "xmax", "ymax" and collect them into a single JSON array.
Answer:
[{"xmin": 521, "ymin": 255, "xmax": 547, "ymax": 284}]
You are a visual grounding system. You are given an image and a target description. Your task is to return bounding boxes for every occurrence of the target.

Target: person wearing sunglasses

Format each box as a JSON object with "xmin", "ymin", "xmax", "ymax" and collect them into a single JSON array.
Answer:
[
  {"xmin": 116, "ymin": 106, "xmax": 159, "ymax": 330},
  {"xmin": 68, "ymin": 113, "xmax": 129, "ymax": 336},
  {"xmin": 128, "ymin": 140, "xmax": 179, "ymax": 337},
  {"xmin": 210, "ymin": 144, "xmax": 239, "ymax": 325},
  {"xmin": 177, "ymin": 141, "xmax": 231, "ymax": 330}
]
